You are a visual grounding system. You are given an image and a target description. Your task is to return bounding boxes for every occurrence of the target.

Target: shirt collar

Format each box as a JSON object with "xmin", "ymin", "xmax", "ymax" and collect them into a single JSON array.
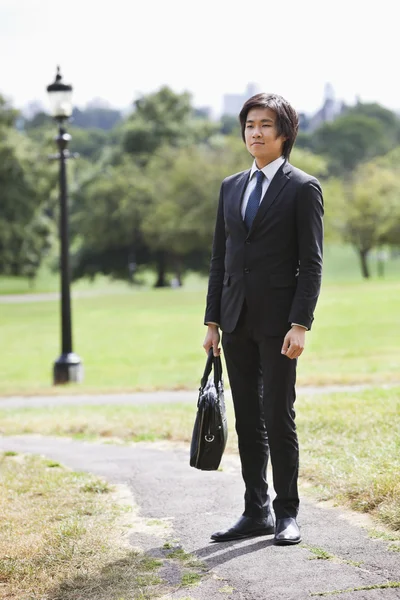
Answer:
[{"xmin": 250, "ymin": 156, "xmax": 285, "ymax": 181}]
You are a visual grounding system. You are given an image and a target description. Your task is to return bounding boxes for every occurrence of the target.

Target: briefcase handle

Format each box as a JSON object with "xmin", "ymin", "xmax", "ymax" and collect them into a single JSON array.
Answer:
[{"xmin": 200, "ymin": 348, "xmax": 222, "ymax": 390}]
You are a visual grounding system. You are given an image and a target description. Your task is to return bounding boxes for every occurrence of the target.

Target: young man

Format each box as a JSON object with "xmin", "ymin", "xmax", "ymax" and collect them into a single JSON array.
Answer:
[{"xmin": 203, "ymin": 93, "xmax": 324, "ymax": 545}]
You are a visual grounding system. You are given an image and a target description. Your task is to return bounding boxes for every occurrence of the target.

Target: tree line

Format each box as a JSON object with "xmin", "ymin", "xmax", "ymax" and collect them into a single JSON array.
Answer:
[{"xmin": 1, "ymin": 88, "xmax": 400, "ymax": 284}]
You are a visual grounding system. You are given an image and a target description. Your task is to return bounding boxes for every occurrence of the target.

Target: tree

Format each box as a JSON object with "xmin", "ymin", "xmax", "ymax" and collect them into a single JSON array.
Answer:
[
  {"xmin": 0, "ymin": 95, "xmax": 18, "ymax": 128},
  {"xmin": 290, "ymin": 148, "xmax": 328, "ymax": 178},
  {"xmin": 371, "ymin": 147, "xmax": 400, "ymax": 254},
  {"xmin": 23, "ymin": 111, "xmax": 48, "ymax": 130},
  {"xmin": 122, "ymin": 86, "xmax": 217, "ymax": 161},
  {"xmin": 70, "ymin": 158, "xmax": 152, "ymax": 282},
  {"xmin": 311, "ymin": 102, "xmax": 400, "ymax": 175},
  {"xmin": 68, "ymin": 126, "xmax": 109, "ymax": 160},
  {"xmin": 220, "ymin": 114, "xmax": 240, "ymax": 136},
  {"xmin": 312, "ymin": 114, "xmax": 389, "ymax": 174},
  {"xmin": 373, "ymin": 146, "xmax": 400, "ymax": 170},
  {"xmin": 0, "ymin": 128, "xmax": 55, "ymax": 279},
  {"xmin": 70, "ymin": 135, "xmax": 248, "ymax": 287},
  {"xmin": 294, "ymin": 131, "xmax": 314, "ymax": 152},
  {"xmin": 140, "ymin": 144, "xmax": 227, "ymax": 285},
  {"xmin": 346, "ymin": 102, "xmax": 400, "ymax": 142},
  {"xmin": 71, "ymin": 106, "xmax": 122, "ymax": 130},
  {"xmin": 329, "ymin": 161, "xmax": 400, "ymax": 278}
]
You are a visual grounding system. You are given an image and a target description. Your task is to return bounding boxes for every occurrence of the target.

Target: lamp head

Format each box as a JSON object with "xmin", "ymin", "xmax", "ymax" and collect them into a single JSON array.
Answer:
[{"xmin": 46, "ymin": 66, "xmax": 73, "ymax": 120}]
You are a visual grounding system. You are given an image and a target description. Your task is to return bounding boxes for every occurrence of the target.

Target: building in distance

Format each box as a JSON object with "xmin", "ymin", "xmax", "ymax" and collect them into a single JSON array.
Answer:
[{"xmin": 222, "ymin": 83, "xmax": 261, "ymax": 117}]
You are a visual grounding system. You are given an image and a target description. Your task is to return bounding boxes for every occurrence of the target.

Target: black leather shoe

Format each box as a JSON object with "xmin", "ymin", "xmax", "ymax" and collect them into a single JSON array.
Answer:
[
  {"xmin": 274, "ymin": 518, "xmax": 301, "ymax": 545},
  {"xmin": 211, "ymin": 514, "xmax": 275, "ymax": 542}
]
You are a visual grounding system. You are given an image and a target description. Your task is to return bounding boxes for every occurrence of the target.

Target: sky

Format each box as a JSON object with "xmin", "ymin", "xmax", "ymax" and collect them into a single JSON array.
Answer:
[{"xmin": 0, "ymin": 0, "xmax": 399, "ymax": 119}]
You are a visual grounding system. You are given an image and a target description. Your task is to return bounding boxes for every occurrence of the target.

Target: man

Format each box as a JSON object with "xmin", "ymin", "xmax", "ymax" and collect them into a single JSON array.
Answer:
[{"xmin": 203, "ymin": 93, "xmax": 323, "ymax": 545}]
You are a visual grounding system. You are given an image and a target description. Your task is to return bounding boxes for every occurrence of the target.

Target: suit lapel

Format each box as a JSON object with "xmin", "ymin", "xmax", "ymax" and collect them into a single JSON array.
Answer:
[
  {"xmin": 231, "ymin": 169, "xmax": 250, "ymax": 233},
  {"xmin": 249, "ymin": 161, "xmax": 292, "ymax": 234}
]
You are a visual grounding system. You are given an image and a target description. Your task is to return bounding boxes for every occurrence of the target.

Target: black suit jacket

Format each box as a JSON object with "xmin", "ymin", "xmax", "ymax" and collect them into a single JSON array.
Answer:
[{"xmin": 204, "ymin": 160, "xmax": 324, "ymax": 336}]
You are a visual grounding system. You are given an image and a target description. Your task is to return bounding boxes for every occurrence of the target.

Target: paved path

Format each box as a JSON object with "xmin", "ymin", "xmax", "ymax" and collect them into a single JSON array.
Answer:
[
  {"xmin": 0, "ymin": 289, "xmax": 128, "ymax": 304},
  {"xmin": 1, "ymin": 383, "xmax": 398, "ymax": 409},
  {"xmin": 0, "ymin": 434, "xmax": 398, "ymax": 599}
]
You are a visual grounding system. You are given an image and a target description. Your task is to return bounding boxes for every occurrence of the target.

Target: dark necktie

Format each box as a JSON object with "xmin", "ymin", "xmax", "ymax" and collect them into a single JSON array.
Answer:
[{"xmin": 244, "ymin": 170, "xmax": 264, "ymax": 230}]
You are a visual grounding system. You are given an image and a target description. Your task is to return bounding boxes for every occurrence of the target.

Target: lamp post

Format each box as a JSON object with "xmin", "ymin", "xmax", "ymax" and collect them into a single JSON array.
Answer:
[{"xmin": 47, "ymin": 66, "xmax": 83, "ymax": 385}]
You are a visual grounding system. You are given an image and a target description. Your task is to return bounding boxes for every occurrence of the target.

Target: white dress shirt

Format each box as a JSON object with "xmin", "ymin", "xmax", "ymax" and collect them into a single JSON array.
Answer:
[{"xmin": 241, "ymin": 156, "xmax": 285, "ymax": 219}]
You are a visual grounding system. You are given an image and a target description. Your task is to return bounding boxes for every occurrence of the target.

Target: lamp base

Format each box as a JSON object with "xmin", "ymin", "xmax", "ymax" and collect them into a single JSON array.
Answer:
[{"xmin": 53, "ymin": 352, "xmax": 84, "ymax": 385}]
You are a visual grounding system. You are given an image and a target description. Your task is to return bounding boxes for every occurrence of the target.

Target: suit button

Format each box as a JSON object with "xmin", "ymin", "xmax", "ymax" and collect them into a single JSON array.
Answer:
[{"xmin": 244, "ymin": 268, "xmax": 250, "ymax": 274}]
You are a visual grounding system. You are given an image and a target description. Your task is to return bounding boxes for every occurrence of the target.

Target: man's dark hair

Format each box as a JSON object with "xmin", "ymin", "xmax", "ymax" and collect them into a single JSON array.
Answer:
[{"xmin": 239, "ymin": 93, "xmax": 299, "ymax": 159}]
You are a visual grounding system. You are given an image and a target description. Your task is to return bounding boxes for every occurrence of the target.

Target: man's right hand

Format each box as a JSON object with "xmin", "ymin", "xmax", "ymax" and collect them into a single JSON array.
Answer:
[{"xmin": 203, "ymin": 324, "xmax": 221, "ymax": 356}]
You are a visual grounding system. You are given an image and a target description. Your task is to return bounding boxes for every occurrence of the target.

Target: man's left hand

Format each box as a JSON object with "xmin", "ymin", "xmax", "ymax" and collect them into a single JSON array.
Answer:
[{"xmin": 281, "ymin": 326, "xmax": 306, "ymax": 359}]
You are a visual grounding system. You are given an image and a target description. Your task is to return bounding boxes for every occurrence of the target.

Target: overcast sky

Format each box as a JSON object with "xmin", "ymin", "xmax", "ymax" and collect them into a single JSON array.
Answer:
[{"xmin": 0, "ymin": 0, "xmax": 398, "ymax": 118}]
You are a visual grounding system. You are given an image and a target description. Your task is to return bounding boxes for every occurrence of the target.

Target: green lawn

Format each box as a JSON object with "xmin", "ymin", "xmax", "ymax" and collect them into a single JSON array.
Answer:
[
  {"xmin": 1, "ymin": 244, "xmax": 398, "ymax": 295},
  {"xmin": 0, "ymin": 270, "xmax": 146, "ymax": 296},
  {"xmin": 0, "ymin": 264, "xmax": 201, "ymax": 296},
  {"xmin": 298, "ymin": 387, "xmax": 400, "ymax": 531},
  {"xmin": 0, "ymin": 276, "xmax": 399, "ymax": 394},
  {"xmin": 0, "ymin": 387, "xmax": 398, "ymax": 530},
  {"xmin": 322, "ymin": 244, "xmax": 400, "ymax": 283},
  {"xmin": 1, "ymin": 244, "xmax": 399, "ymax": 394}
]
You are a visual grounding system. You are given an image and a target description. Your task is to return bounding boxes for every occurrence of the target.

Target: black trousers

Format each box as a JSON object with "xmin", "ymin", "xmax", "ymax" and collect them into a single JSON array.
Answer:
[{"xmin": 222, "ymin": 303, "xmax": 299, "ymax": 519}]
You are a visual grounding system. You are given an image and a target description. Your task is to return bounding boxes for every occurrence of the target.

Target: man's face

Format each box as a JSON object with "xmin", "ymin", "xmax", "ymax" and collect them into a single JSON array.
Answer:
[{"xmin": 244, "ymin": 107, "xmax": 286, "ymax": 167}]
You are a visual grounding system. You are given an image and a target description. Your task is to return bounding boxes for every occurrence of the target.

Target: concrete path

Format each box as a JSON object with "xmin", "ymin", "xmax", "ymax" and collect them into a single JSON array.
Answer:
[
  {"xmin": 0, "ymin": 288, "xmax": 127, "ymax": 304},
  {"xmin": 1, "ymin": 383, "xmax": 398, "ymax": 409},
  {"xmin": 0, "ymin": 434, "xmax": 398, "ymax": 600}
]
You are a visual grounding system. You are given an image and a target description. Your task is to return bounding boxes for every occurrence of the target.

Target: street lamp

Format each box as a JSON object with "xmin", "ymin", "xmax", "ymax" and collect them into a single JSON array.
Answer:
[{"xmin": 47, "ymin": 66, "xmax": 83, "ymax": 385}]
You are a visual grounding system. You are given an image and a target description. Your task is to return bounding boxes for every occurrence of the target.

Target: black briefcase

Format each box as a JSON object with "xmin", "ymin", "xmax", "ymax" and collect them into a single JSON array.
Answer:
[{"xmin": 190, "ymin": 349, "xmax": 228, "ymax": 471}]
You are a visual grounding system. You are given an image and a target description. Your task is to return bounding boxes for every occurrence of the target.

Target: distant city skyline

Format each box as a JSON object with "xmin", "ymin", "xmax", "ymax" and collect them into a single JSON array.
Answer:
[
  {"xmin": 19, "ymin": 80, "xmax": 352, "ymax": 122},
  {"xmin": 1, "ymin": 0, "xmax": 399, "ymax": 119}
]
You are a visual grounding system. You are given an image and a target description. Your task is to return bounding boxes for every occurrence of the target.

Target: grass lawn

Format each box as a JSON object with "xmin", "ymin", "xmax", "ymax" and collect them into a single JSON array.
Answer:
[
  {"xmin": 0, "ymin": 270, "xmax": 131, "ymax": 295},
  {"xmin": 0, "ymin": 276, "xmax": 400, "ymax": 395},
  {"xmin": 0, "ymin": 387, "xmax": 399, "ymax": 531},
  {"xmin": 0, "ymin": 453, "xmax": 158, "ymax": 600},
  {"xmin": 1, "ymin": 244, "xmax": 399, "ymax": 295},
  {"xmin": 0, "ymin": 265, "xmax": 198, "ymax": 296}
]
